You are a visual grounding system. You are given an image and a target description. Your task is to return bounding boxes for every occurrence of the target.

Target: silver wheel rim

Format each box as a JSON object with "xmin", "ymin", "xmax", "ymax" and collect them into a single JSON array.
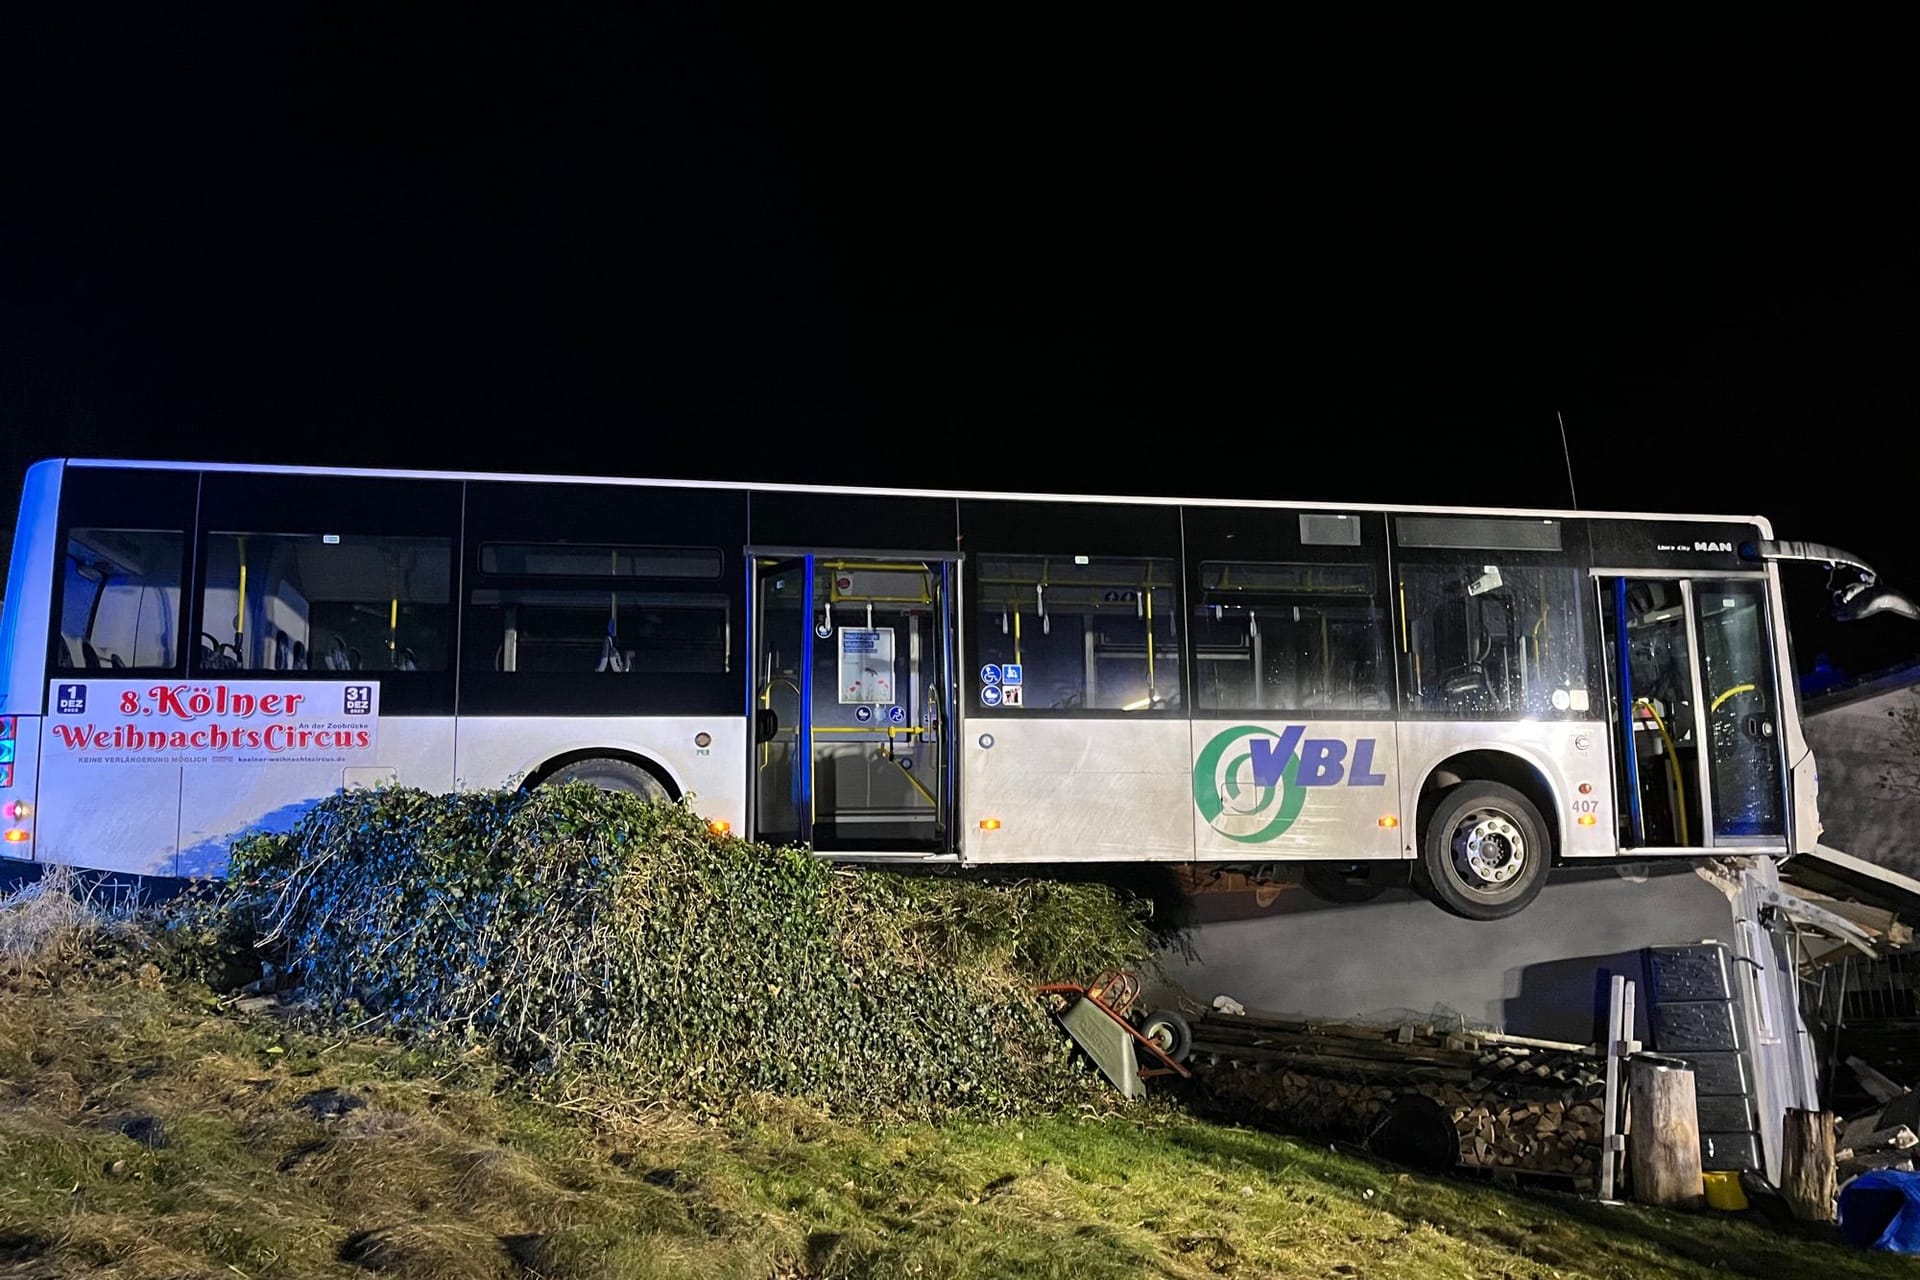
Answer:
[{"xmin": 1451, "ymin": 806, "xmax": 1528, "ymax": 892}]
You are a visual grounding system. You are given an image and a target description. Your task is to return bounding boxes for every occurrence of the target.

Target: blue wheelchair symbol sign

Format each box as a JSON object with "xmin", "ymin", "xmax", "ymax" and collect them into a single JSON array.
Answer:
[
  {"xmin": 855, "ymin": 705, "xmax": 872, "ymax": 722},
  {"xmin": 980, "ymin": 685, "xmax": 1002, "ymax": 707},
  {"xmin": 979, "ymin": 664, "xmax": 1001, "ymax": 685},
  {"xmin": 1002, "ymin": 663, "xmax": 1023, "ymax": 686},
  {"xmin": 887, "ymin": 705, "xmax": 906, "ymax": 724}
]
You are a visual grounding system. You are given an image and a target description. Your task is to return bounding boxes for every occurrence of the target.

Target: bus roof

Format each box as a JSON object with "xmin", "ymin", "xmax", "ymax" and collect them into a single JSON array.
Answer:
[{"xmin": 40, "ymin": 456, "xmax": 1774, "ymax": 533}]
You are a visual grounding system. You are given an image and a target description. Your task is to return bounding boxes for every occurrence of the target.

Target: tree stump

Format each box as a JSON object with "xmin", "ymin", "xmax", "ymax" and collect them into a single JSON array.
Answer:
[
  {"xmin": 1628, "ymin": 1055, "xmax": 1704, "ymax": 1210},
  {"xmin": 1782, "ymin": 1108, "xmax": 1837, "ymax": 1223}
]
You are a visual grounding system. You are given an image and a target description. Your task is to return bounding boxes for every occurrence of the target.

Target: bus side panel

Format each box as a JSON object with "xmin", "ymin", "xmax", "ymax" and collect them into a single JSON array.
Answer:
[
  {"xmin": 33, "ymin": 719, "xmax": 181, "ymax": 875},
  {"xmin": 452, "ymin": 716, "xmax": 748, "ymax": 830},
  {"xmin": 1190, "ymin": 719, "xmax": 1402, "ymax": 860},
  {"xmin": 1394, "ymin": 721, "xmax": 1615, "ymax": 858},
  {"xmin": 962, "ymin": 717, "xmax": 1193, "ymax": 863},
  {"xmin": 176, "ymin": 717, "xmax": 457, "ymax": 876}
]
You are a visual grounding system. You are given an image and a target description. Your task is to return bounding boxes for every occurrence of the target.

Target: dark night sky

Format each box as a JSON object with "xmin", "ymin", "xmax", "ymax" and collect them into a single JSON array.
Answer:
[{"xmin": 3, "ymin": 11, "xmax": 1915, "ymax": 680}]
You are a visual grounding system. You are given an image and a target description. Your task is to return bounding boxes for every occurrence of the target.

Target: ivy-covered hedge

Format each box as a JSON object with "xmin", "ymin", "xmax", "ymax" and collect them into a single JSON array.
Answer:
[{"xmin": 201, "ymin": 785, "xmax": 1162, "ymax": 1120}]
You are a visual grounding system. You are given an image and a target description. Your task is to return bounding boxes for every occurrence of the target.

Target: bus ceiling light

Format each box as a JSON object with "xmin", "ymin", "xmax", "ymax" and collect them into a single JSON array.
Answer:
[{"xmin": 978, "ymin": 817, "xmax": 1001, "ymax": 830}]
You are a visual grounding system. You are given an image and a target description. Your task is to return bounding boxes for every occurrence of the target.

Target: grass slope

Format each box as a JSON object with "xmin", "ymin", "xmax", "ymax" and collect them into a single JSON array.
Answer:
[{"xmin": 3, "ymin": 955, "xmax": 1909, "ymax": 1279}]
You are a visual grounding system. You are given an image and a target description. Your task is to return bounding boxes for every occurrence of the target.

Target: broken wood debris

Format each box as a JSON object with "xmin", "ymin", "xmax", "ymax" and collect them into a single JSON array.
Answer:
[{"xmin": 1181, "ymin": 1011, "xmax": 1609, "ymax": 1179}]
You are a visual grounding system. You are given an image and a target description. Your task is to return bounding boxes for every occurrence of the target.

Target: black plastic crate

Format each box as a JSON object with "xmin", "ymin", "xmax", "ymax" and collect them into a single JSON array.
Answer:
[
  {"xmin": 1670, "ymin": 1050, "xmax": 1750, "ymax": 1096},
  {"xmin": 1647, "ymin": 944, "xmax": 1734, "ymax": 1002},
  {"xmin": 1651, "ymin": 1000, "xmax": 1742, "ymax": 1053},
  {"xmin": 1700, "ymin": 1129, "xmax": 1761, "ymax": 1172},
  {"xmin": 1695, "ymin": 1094, "xmax": 1757, "ymax": 1134}
]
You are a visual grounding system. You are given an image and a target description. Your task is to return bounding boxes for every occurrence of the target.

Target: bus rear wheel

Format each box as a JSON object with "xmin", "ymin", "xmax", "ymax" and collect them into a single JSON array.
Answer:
[
  {"xmin": 543, "ymin": 757, "xmax": 670, "ymax": 803},
  {"xmin": 1418, "ymin": 782, "xmax": 1548, "ymax": 921}
]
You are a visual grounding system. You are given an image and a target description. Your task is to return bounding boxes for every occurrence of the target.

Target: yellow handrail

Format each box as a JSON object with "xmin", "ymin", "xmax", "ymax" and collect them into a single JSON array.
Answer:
[
  {"xmin": 1633, "ymin": 698, "xmax": 1689, "ymax": 845},
  {"xmin": 1710, "ymin": 683, "xmax": 1756, "ymax": 713}
]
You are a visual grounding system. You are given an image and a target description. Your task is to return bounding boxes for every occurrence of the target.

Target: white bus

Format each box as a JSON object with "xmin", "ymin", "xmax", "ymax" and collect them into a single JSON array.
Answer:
[{"xmin": 2, "ymin": 458, "xmax": 1908, "ymax": 919}]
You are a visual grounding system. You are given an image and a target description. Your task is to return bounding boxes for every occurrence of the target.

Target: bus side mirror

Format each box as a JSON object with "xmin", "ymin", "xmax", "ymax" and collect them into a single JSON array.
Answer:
[{"xmin": 1834, "ymin": 582, "xmax": 1920, "ymax": 623}]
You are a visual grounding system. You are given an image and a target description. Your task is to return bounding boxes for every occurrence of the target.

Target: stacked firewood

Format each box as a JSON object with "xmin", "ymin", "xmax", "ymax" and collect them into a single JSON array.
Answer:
[
  {"xmin": 1181, "ymin": 1011, "xmax": 1609, "ymax": 1178},
  {"xmin": 1448, "ymin": 1093, "xmax": 1607, "ymax": 1176}
]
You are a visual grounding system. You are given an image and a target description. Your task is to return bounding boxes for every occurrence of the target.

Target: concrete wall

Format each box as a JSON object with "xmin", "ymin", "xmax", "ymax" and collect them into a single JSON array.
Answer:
[
  {"xmin": 1149, "ymin": 861, "xmax": 1736, "ymax": 1046},
  {"xmin": 1803, "ymin": 675, "xmax": 1920, "ymax": 880},
  {"xmin": 1146, "ymin": 858, "xmax": 1817, "ymax": 1182}
]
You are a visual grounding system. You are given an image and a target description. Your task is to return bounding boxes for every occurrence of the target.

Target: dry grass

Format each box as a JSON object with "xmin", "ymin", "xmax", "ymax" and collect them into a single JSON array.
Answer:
[
  {"xmin": 3, "ymin": 877, "xmax": 1914, "ymax": 1278},
  {"xmin": 0, "ymin": 864, "xmax": 137, "ymax": 975},
  {"xmin": 5, "ymin": 964, "xmax": 1915, "ymax": 1279}
]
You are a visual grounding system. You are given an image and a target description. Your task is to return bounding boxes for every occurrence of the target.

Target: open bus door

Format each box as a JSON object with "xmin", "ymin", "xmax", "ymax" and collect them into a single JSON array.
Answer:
[
  {"xmin": 751, "ymin": 554, "xmax": 957, "ymax": 856},
  {"xmin": 1597, "ymin": 574, "xmax": 1788, "ymax": 852}
]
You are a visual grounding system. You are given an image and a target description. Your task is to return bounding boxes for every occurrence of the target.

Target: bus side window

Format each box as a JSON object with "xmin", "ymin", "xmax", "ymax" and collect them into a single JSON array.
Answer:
[
  {"xmin": 199, "ymin": 532, "xmax": 453, "ymax": 674},
  {"xmin": 54, "ymin": 529, "xmax": 186, "ymax": 673},
  {"xmin": 975, "ymin": 554, "xmax": 1180, "ymax": 712},
  {"xmin": 1190, "ymin": 560, "xmax": 1388, "ymax": 715},
  {"xmin": 1398, "ymin": 562, "xmax": 1589, "ymax": 719}
]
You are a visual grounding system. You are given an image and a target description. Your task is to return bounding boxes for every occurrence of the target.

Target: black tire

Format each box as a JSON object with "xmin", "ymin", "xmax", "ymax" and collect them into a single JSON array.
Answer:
[
  {"xmin": 1139, "ymin": 1009, "xmax": 1192, "ymax": 1064},
  {"xmin": 543, "ymin": 757, "xmax": 670, "ymax": 803},
  {"xmin": 1301, "ymin": 860, "xmax": 1396, "ymax": 904},
  {"xmin": 1418, "ymin": 781, "xmax": 1550, "ymax": 921}
]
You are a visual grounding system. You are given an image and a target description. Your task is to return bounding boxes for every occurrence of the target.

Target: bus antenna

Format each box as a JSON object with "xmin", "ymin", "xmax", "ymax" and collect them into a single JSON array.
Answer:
[{"xmin": 1556, "ymin": 409, "xmax": 1579, "ymax": 509}]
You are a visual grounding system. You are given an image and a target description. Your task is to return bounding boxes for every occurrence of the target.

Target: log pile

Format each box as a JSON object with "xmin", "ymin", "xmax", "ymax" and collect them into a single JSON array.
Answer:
[{"xmin": 1180, "ymin": 1011, "xmax": 1609, "ymax": 1179}]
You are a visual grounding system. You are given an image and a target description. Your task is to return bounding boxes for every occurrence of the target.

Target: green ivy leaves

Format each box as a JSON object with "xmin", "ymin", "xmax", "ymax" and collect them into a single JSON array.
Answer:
[{"xmin": 204, "ymin": 785, "xmax": 1155, "ymax": 1122}]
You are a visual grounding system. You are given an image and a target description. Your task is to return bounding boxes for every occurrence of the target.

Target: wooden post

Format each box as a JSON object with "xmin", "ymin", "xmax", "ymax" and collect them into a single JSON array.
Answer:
[
  {"xmin": 1782, "ymin": 1108, "xmax": 1838, "ymax": 1223},
  {"xmin": 1628, "ymin": 1055, "xmax": 1704, "ymax": 1209}
]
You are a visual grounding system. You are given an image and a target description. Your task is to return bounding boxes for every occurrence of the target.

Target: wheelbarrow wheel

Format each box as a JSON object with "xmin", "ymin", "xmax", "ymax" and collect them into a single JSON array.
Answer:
[{"xmin": 1139, "ymin": 1010, "xmax": 1192, "ymax": 1064}]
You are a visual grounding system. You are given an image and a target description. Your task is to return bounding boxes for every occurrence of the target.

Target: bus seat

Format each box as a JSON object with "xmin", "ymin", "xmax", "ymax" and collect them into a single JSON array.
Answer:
[{"xmin": 1442, "ymin": 662, "xmax": 1493, "ymax": 712}]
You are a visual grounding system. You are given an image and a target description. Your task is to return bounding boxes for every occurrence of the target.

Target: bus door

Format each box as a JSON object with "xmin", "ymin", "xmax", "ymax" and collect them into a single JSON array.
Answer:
[
  {"xmin": 1596, "ymin": 575, "xmax": 1787, "ymax": 851},
  {"xmin": 751, "ymin": 555, "xmax": 956, "ymax": 854}
]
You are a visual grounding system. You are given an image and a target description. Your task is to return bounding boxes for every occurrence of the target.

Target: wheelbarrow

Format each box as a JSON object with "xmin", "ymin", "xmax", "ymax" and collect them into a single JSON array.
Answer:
[{"xmin": 1037, "ymin": 968, "xmax": 1193, "ymax": 1100}]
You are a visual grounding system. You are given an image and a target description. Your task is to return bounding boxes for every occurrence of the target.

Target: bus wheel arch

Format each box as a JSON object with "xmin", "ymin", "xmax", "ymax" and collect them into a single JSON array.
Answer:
[
  {"xmin": 528, "ymin": 751, "xmax": 677, "ymax": 804},
  {"xmin": 1413, "ymin": 752, "xmax": 1558, "ymax": 920}
]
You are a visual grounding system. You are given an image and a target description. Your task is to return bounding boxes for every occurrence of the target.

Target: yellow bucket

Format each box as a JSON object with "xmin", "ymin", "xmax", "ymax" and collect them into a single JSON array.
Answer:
[{"xmin": 1702, "ymin": 1170, "xmax": 1748, "ymax": 1211}]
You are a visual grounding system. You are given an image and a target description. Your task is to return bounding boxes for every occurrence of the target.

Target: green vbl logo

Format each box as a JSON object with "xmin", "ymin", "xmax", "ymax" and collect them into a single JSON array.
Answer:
[{"xmin": 1193, "ymin": 725, "xmax": 1387, "ymax": 844}]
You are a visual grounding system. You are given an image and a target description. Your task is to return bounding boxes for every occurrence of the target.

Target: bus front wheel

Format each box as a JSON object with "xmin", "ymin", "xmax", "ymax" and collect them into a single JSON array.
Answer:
[
  {"xmin": 543, "ymin": 757, "xmax": 670, "ymax": 804},
  {"xmin": 1418, "ymin": 782, "xmax": 1549, "ymax": 921}
]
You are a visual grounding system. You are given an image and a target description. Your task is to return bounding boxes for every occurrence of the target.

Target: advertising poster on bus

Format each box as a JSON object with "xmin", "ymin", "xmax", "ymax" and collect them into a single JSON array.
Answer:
[
  {"xmin": 43, "ymin": 679, "xmax": 380, "ymax": 766},
  {"xmin": 36, "ymin": 679, "xmax": 382, "ymax": 877}
]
